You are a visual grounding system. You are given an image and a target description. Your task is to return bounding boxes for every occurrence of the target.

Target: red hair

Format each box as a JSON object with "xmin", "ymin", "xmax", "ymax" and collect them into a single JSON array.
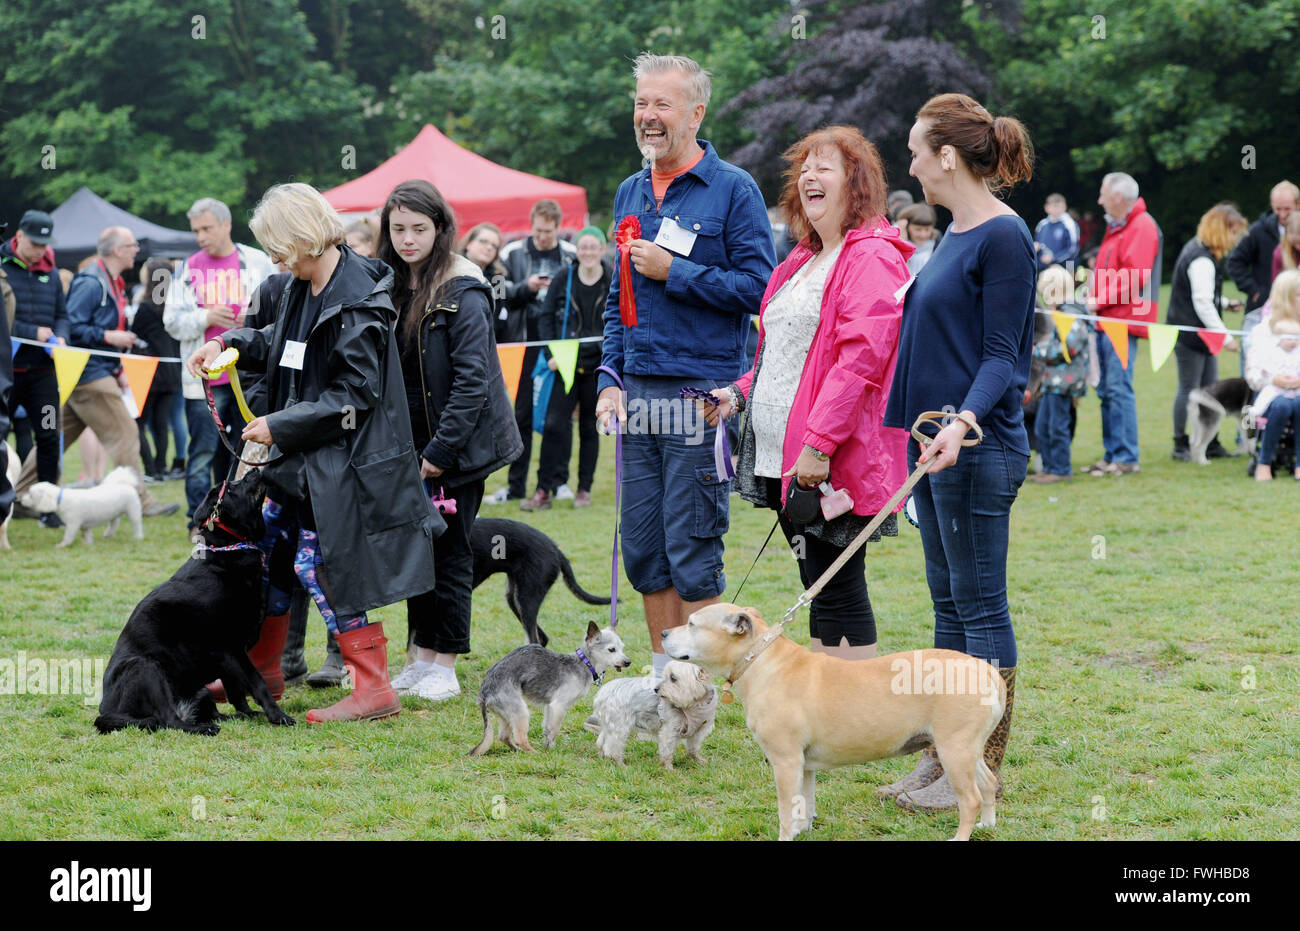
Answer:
[
  {"xmin": 779, "ymin": 125, "xmax": 888, "ymax": 253},
  {"xmin": 916, "ymin": 93, "xmax": 1033, "ymax": 193}
]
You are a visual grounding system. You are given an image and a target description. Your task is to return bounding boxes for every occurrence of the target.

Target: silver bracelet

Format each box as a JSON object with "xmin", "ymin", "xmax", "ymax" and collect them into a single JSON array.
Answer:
[{"xmin": 724, "ymin": 385, "xmax": 743, "ymax": 419}]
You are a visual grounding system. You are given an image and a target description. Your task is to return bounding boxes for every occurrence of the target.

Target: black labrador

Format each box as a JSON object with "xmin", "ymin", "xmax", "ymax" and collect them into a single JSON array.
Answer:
[
  {"xmin": 95, "ymin": 471, "xmax": 294, "ymax": 735},
  {"xmin": 469, "ymin": 518, "xmax": 613, "ymax": 647}
]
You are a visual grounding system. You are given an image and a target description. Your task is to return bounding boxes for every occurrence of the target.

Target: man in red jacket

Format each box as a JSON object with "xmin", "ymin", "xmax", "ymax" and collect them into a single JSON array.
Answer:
[{"xmin": 1088, "ymin": 172, "xmax": 1162, "ymax": 476}]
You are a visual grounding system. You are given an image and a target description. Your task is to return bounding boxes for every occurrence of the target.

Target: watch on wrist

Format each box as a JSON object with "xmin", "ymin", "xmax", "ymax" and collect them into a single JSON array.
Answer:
[{"xmin": 803, "ymin": 444, "xmax": 830, "ymax": 462}]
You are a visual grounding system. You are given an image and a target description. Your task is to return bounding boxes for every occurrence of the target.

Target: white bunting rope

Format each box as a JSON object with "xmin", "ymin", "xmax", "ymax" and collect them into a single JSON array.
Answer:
[
  {"xmin": 1034, "ymin": 307, "xmax": 1250, "ymax": 337},
  {"xmin": 12, "ymin": 333, "xmax": 604, "ymax": 364}
]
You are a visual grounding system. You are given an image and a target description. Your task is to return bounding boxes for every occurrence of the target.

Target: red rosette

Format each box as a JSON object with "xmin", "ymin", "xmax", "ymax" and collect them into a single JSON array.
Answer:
[{"xmin": 616, "ymin": 215, "xmax": 641, "ymax": 327}]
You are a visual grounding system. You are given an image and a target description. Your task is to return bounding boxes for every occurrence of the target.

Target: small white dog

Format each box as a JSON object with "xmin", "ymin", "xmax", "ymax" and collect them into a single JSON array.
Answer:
[
  {"xmin": 1, "ymin": 441, "xmax": 19, "ymax": 551},
  {"xmin": 19, "ymin": 466, "xmax": 144, "ymax": 548},
  {"xmin": 585, "ymin": 660, "xmax": 717, "ymax": 768}
]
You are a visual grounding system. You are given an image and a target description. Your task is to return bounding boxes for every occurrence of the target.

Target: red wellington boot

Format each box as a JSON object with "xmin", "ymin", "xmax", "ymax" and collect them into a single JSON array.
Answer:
[
  {"xmin": 206, "ymin": 612, "xmax": 290, "ymax": 704},
  {"xmin": 304, "ymin": 623, "xmax": 401, "ymax": 724}
]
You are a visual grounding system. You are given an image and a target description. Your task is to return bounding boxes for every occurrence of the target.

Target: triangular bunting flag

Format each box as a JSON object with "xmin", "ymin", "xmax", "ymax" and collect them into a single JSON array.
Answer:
[
  {"xmin": 1198, "ymin": 330, "xmax": 1227, "ymax": 355},
  {"xmin": 1147, "ymin": 324, "xmax": 1178, "ymax": 373},
  {"xmin": 120, "ymin": 355, "xmax": 159, "ymax": 417},
  {"xmin": 1099, "ymin": 319, "xmax": 1131, "ymax": 370},
  {"xmin": 497, "ymin": 344, "xmax": 526, "ymax": 404},
  {"xmin": 1051, "ymin": 311, "xmax": 1075, "ymax": 361},
  {"xmin": 547, "ymin": 340, "xmax": 580, "ymax": 393},
  {"xmin": 51, "ymin": 346, "xmax": 89, "ymax": 405}
]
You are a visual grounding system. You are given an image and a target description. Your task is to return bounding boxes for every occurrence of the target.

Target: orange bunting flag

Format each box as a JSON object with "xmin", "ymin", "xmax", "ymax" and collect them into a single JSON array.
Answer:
[
  {"xmin": 1198, "ymin": 330, "xmax": 1227, "ymax": 355},
  {"xmin": 51, "ymin": 346, "xmax": 89, "ymax": 405},
  {"xmin": 1098, "ymin": 319, "xmax": 1131, "ymax": 370},
  {"xmin": 1147, "ymin": 323, "xmax": 1178, "ymax": 373},
  {"xmin": 1051, "ymin": 311, "xmax": 1075, "ymax": 361},
  {"xmin": 120, "ymin": 355, "xmax": 159, "ymax": 417},
  {"xmin": 496, "ymin": 344, "xmax": 526, "ymax": 404}
]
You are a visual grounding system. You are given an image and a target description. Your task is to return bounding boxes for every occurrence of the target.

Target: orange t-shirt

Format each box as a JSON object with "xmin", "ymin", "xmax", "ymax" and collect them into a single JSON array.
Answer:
[{"xmin": 651, "ymin": 147, "xmax": 706, "ymax": 209}]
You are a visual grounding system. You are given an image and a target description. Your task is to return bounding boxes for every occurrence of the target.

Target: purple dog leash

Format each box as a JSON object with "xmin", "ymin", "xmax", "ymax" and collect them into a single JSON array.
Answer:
[{"xmin": 596, "ymin": 365, "xmax": 625, "ymax": 630}]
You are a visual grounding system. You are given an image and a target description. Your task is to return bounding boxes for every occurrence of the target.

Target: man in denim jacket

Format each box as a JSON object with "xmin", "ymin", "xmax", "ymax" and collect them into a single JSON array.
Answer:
[{"xmin": 596, "ymin": 53, "xmax": 775, "ymax": 684}]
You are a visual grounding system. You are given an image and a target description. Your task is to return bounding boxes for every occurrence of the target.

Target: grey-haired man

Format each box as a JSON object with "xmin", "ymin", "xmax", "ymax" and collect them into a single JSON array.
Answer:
[{"xmin": 165, "ymin": 198, "xmax": 275, "ymax": 530}]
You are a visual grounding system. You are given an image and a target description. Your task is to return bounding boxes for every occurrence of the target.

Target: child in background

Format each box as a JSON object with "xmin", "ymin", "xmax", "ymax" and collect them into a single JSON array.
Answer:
[
  {"xmin": 898, "ymin": 203, "xmax": 937, "ymax": 275},
  {"xmin": 1028, "ymin": 265, "xmax": 1091, "ymax": 483}
]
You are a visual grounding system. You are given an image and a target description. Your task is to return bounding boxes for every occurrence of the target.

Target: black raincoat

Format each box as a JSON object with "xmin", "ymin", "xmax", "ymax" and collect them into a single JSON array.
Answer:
[{"xmin": 224, "ymin": 245, "xmax": 439, "ymax": 616}]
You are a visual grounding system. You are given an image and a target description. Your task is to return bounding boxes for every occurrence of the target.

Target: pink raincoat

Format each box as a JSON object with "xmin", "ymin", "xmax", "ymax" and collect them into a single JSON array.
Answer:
[{"xmin": 734, "ymin": 217, "xmax": 913, "ymax": 515}]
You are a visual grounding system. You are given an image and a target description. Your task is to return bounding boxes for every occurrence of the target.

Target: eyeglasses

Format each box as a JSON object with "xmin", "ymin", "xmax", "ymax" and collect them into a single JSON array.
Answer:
[{"xmin": 474, "ymin": 238, "xmax": 500, "ymax": 253}]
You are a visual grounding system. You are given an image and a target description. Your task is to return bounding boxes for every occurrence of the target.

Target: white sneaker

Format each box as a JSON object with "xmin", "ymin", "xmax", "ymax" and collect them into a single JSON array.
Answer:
[
  {"xmin": 555, "ymin": 483, "xmax": 574, "ymax": 500},
  {"xmin": 485, "ymin": 486, "xmax": 510, "ymax": 505},
  {"xmin": 390, "ymin": 661, "xmax": 435, "ymax": 694},
  {"xmin": 413, "ymin": 667, "xmax": 461, "ymax": 701}
]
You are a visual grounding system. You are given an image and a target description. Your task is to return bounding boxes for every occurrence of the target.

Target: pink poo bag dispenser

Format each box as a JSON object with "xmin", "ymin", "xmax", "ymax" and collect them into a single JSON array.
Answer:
[{"xmin": 818, "ymin": 481, "xmax": 854, "ymax": 521}]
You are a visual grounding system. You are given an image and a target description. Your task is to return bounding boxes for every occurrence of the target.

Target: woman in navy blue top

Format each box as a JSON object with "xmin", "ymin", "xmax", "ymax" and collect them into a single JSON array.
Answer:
[{"xmin": 879, "ymin": 94, "xmax": 1036, "ymax": 815}]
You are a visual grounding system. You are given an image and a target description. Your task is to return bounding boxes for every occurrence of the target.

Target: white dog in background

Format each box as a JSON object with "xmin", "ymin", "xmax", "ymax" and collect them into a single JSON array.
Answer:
[
  {"xmin": 585, "ymin": 660, "xmax": 717, "ymax": 768},
  {"xmin": 19, "ymin": 466, "xmax": 144, "ymax": 548},
  {"xmin": 1, "ymin": 441, "xmax": 19, "ymax": 550}
]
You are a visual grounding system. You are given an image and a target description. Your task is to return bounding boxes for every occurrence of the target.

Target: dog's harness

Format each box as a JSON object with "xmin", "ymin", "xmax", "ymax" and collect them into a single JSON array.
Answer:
[
  {"xmin": 575, "ymin": 648, "xmax": 602, "ymax": 683},
  {"xmin": 718, "ymin": 412, "xmax": 983, "ymax": 705}
]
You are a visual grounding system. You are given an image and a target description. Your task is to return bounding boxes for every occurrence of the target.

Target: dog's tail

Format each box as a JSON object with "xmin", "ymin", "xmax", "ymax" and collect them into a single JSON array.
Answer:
[
  {"xmin": 559, "ymin": 554, "xmax": 614, "ymax": 605},
  {"xmin": 1188, "ymin": 387, "xmax": 1225, "ymax": 418},
  {"xmin": 469, "ymin": 696, "xmax": 493, "ymax": 757}
]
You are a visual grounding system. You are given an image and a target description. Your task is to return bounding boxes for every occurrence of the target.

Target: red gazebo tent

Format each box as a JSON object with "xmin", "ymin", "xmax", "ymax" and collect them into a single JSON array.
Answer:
[{"xmin": 322, "ymin": 125, "xmax": 588, "ymax": 235}]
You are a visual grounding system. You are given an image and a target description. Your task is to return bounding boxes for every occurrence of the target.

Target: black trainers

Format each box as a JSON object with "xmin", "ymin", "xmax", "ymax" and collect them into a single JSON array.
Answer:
[
  {"xmin": 39, "ymin": 512, "xmax": 65, "ymax": 529},
  {"xmin": 1205, "ymin": 439, "xmax": 1233, "ymax": 459}
]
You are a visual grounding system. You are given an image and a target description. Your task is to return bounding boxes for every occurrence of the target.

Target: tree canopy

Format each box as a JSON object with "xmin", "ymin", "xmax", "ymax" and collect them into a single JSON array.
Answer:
[{"xmin": 2, "ymin": 0, "xmax": 1296, "ymax": 257}]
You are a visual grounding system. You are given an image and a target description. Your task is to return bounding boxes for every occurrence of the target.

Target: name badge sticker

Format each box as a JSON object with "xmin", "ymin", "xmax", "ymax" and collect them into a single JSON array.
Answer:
[
  {"xmin": 653, "ymin": 217, "xmax": 698, "ymax": 257},
  {"xmin": 280, "ymin": 339, "xmax": 307, "ymax": 370}
]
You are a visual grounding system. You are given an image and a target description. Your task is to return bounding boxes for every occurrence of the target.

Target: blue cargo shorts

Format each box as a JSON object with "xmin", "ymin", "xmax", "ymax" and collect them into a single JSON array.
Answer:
[{"xmin": 619, "ymin": 374, "xmax": 730, "ymax": 601}]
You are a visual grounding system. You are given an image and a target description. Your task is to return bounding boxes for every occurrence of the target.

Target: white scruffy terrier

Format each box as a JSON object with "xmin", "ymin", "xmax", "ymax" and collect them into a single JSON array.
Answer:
[
  {"xmin": 1, "ymin": 441, "xmax": 19, "ymax": 551},
  {"xmin": 585, "ymin": 660, "xmax": 717, "ymax": 768},
  {"xmin": 19, "ymin": 467, "xmax": 144, "ymax": 548}
]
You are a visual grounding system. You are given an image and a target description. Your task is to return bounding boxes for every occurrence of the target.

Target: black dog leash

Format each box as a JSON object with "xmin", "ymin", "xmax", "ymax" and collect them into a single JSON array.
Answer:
[{"xmin": 728, "ymin": 516, "xmax": 780, "ymax": 605}]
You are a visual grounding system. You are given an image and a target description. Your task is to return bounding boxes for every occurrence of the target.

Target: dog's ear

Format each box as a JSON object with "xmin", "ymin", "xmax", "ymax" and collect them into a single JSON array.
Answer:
[
  {"xmin": 721, "ymin": 612, "xmax": 752, "ymax": 637},
  {"xmin": 586, "ymin": 620, "xmax": 600, "ymax": 641},
  {"xmin": 696, "ymin": 666, "xmax": 709, "ymax": 684}
]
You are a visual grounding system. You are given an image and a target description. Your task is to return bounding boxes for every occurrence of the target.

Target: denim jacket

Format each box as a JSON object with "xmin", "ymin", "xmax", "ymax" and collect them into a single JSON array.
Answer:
[
  {"xmin": 67, "ymin": 262, "xmax": 128, "ymax": 385},
  {"xmin": 598, "ymin": 141, "xmax": 775, "ymax": 391}
]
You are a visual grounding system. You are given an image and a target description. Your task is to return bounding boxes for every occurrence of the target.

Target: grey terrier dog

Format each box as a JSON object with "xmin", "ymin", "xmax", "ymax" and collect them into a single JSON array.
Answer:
[
  {"xmin": 585, "ymin": 660, "xmax": 717, "ymax": 768},
  {"xmin": 471, "ymin": 621, "xmax": 631, "ymax": 755}
]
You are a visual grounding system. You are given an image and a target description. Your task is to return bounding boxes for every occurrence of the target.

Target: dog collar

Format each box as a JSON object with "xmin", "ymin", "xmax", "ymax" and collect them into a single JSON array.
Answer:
[
  {"xmin": 196, "ymin": 539, "xmax": 266, "ymax": 570},
  {"xmin": 575, "ymin": 648, "xmax": 601, "ymax": 682},
  {"xmin": 720, "ymin": 627, "xmax": 786, "ymax": 704}
]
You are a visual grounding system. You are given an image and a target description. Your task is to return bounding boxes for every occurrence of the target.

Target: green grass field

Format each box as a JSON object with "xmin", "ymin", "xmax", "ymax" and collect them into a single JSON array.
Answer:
[{"xmin": 2, "ymin": 299, "xmax": 1297, "ymax": 841}]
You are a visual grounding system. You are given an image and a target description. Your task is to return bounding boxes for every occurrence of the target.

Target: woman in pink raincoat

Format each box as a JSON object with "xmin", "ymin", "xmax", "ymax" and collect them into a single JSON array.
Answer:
[{"xmin": 706, "ymin": 125, "xmax": 912, "ymax": 661}]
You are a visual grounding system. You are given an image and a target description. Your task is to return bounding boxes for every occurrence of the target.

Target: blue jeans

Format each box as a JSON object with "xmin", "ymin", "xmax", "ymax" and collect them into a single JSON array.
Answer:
[
  {"xmin": 185, "ymin": 385, "xmax": 238, "ymax": 524},
  {"xmin": 1258, "ymin": 396, "xmax": 1300, "ymax": 466},
  {"xmin": 1096, "ymin": 332, "xmax": 1139, "ymax": 464},
  {"xmin": 1035, "ymin": 393, "xmax": 1074, "ymax": 475},
  {"xmin": 620, "ymin": 374, "xmax": 729, "ymax": 601},
  {"xmin": 169, "ymin": 389, "xmax": 188, "ymax": 463},
  {"xmin": 908, "ymin": 440, "xmax": 1025, "ymax": 668}
]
